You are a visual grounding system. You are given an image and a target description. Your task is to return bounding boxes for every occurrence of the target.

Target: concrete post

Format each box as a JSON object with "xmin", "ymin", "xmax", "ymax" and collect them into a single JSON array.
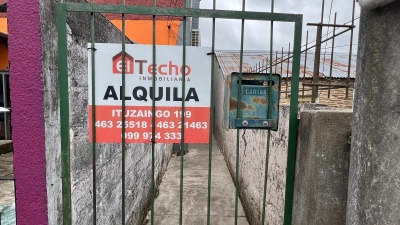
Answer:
[
  {"xmin": 347, "ymin": 1, "xmax": 400, "ymax": 224},
  {"xmin": 8, "ymin": 0, "xmax": 49, "ymax": 224},
  {"xmin": 293, "ymin": 110, "xmax": 352, "ymax": 225}
]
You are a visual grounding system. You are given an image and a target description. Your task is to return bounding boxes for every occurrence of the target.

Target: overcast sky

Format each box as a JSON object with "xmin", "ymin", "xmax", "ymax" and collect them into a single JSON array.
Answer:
[{"xmin": 198, "ymin": 0, "xmax": 361, "ymax": 53}]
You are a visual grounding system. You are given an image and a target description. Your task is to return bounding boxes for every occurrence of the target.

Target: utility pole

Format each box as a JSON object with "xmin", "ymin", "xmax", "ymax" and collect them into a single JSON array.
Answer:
[
  {"xmin": 311, "ymin": 25, "xmax": 323, "ymax": 103},
  {"xmin": 311, "ymin": 0, "xmax": 325, "ymax": 103}
]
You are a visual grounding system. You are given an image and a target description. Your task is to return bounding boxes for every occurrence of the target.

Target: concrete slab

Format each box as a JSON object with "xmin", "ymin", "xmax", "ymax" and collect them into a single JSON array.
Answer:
[
  {"xmin": 153, "ymin": 215, "xmax": 248, "ymax": 225},
  {"xmin": 148, "ymin": 141, "xmax": 249, "ymax": 225},
  {"xmin": 0, "ymin": 152, "xmax": 16, "ymax": 224},
  {"xmin": 0, "ymin": 152, "xmax": 14, "ymax": 205}
]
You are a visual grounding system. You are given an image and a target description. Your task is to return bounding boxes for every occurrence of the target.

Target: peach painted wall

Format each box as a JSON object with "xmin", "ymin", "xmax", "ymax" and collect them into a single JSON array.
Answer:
[{"xmin": 111, "ymin": 20, "xmax": 181, "ymax": 45}]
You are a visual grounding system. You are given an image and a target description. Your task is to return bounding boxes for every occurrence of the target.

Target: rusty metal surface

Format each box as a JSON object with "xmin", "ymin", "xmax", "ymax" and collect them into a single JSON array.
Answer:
[
  {"xmin": 215, "ymin": 51, "xmax": 356, "ymax": 79},
  {"xmin": 225, "ymin": 73, "xmax": 281, "ymax": 131}
]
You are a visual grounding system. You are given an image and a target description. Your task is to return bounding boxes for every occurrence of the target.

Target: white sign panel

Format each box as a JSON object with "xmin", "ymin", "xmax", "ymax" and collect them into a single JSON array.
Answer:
[{"xmin": 88, "ymin": 44, "xmax": 212, "ymax": 143}]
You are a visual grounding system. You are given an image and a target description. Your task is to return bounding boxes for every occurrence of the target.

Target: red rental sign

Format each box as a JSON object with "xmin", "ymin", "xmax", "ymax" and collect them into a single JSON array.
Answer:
[
  {"xmin": 89, "ymin": 106, "xmax": 209, "ymax": 143},
  {"xmin": 88, "ymin": 44, "xmax": 212, "ymax": 143}
]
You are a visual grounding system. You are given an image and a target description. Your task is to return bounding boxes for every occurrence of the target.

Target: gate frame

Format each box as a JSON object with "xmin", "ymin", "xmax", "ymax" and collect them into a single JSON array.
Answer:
[{"xmin": 57, "ymin": 2, "xmax": 302, "ymax": 225}]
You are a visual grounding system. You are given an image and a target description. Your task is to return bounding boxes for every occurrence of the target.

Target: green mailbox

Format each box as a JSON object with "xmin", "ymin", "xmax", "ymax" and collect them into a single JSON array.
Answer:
[{"xmin": 225, "ymin": 72, "xmax": 281, "ymax": 131}]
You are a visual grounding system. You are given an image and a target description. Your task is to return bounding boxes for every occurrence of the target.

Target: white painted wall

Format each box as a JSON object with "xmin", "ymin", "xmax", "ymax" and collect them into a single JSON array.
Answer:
[{"xmin": 213, "ymin": 61, "xmax": 289, "ymax": 225}]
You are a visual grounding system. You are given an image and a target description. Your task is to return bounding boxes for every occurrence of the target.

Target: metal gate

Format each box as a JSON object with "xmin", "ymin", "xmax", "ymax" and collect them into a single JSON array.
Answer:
[{"xmin": 57, "ymin": 1, "xmax": 302, "ymax": 224}]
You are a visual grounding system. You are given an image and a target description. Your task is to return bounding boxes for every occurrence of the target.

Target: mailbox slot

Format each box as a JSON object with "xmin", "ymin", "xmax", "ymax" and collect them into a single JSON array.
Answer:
[{"xmin": 225, "ymin": 72, "xmax": 281, "ymax": 131}]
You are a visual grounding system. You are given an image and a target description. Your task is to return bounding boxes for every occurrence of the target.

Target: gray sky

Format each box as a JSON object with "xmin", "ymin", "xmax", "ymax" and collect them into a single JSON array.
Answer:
[{"xmin": 198, "ymin": 0, "xmax": 361, "ymax": 52}]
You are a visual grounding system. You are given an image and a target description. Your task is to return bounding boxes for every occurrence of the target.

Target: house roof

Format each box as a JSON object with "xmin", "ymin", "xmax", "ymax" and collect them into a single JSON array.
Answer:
[{"xmin": 215, "ymin": 50, "xmax": 357, "ymax": 79}]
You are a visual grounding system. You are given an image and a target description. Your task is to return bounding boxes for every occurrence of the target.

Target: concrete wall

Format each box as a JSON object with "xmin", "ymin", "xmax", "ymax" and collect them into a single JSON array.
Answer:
[
  {"xmin": 213, "ymin": 62, "xmax": 289, "ymax": 225},
  {"xmin": 9, "ymin": 0, "xmax": 173, "ymax": 224},
  {"xmin": 347, "ymin": 1, "xmax": 400, "ymax": 224},
  {"xmin": 213, "ymin": 57, "xmax": 354, "ymax": 225},
  {"xmin": 293, "ymin": 110, "xmax": 352, "ymax": 225},
  {"xmin": 42, "ymin": 1, "xmax": 173, "ymax": 224}
]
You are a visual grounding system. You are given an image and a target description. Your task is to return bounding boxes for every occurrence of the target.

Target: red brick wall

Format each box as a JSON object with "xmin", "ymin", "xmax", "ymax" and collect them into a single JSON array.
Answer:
[{"xmin": 280, "ymin": 79, "xmax": 354, "ymax": 109}]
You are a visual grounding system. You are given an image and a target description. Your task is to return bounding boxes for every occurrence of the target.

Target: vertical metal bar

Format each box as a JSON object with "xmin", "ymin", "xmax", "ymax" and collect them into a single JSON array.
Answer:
[
  {"xmin": 90, "ymin": 0, "xmax": 97, "ymax": 223},
  {"xmin": 286, "ymin": 43, "xmax": 290, "ymax": 99},
  {"xmin": 321, "ymin": 0, "xmax": 333, "ymax": 84},
  {"xmin": 274, "ymin": 51, "xmax": 278, "ymax": 74},
  {"xmin": 283, "ymin": 18, "xmax": 302, "ymax": 225},
  {"xmin": 311, "ymin": 0, "xmax": 325, "ymax": 103},
  {"xmin": 179, "ymin": 1, "xmax": 188, "ymax": 224},
  {"xmin": 206, "ymin": 0, "xmax": 217, "ymax": 224},
  {"xmin": 121, "ymin": 0, "xmax": 126, "ymax": 223},
  {"xmin": 262, "ymin": 59, "xmax": 265, "ymax": 73},
  {"xmin": 320, "ymin": 0, "xmax": 325, "ymax": 23},
  {"xmin": 261, "ymin": 1, "xmax": 274, "ymax": 223},
  {"xmin": 151, "ymin": 0, "xmax": 157, "ymax": 224},
  {"xmin": 311, "ymin": 26, "xmax": 322, "ymax": 103},
  {"xmin": 280, "ymin": 47, "xmax": 283, "ymax": 97},
  {"xmin": 328, "ymin": 13, "xmax": 336, "ymax": 98},
  {"xmin": 2, "ymin": 73, "xmax": 8, "ymax": 140},
  {"xmin": 346, "ymin": 0, "xmax": 356, "ymax": 98},
  {"xmin": 302, "ymin": 31, "xmax": 309, "ymax": 98},
  {"xmin": 235, "ymin": 0, "xmax": 246, "ymax": 224},
  {"xmin": 57, "ymin": 4, "xmax": 72, "ymax": 225}
]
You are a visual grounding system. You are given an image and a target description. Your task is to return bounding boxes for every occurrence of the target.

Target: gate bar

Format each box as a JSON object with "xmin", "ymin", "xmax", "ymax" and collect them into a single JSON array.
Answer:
[
  {"xmin": 283, "ymin": 18, "xmax": 302, "ymax": 225},
  {"xmin": 121, "ymin": 0, "xmax": 127, "ymax": 222},
  {"xmin": 57, "ymin": 5, "xmax": 72, "ymax": 225},
  {"xmin": 261, "ymin": 0, "xmax": 275, "ymax": 224},
  {"xmin": 234, "ymin": 0, "xmax": 246, "ymax": 224},
  {"xmin": 150, "ymin": 1, "xmax": 157, "ymax": 225},
  {"xmin": 89, "ymin": 0, "xmax": 97, "ymax": 223},
  {"xmin": 206, "ymin": 0, "xmax": 217, "ymax": 224},
  {"xmin": 179, "ymin": 0, "xmax": 188, "ymax": 224},
  {"xmin": 60, "ymin": 3, "xmax": 302, "ymax": 22}
]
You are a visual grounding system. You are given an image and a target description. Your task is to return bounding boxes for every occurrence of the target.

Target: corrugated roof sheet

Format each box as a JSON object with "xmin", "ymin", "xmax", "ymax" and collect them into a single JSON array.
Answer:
[{"xmin": 215, "ymin": 50, "xmax": 357, "ymax": 79}]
